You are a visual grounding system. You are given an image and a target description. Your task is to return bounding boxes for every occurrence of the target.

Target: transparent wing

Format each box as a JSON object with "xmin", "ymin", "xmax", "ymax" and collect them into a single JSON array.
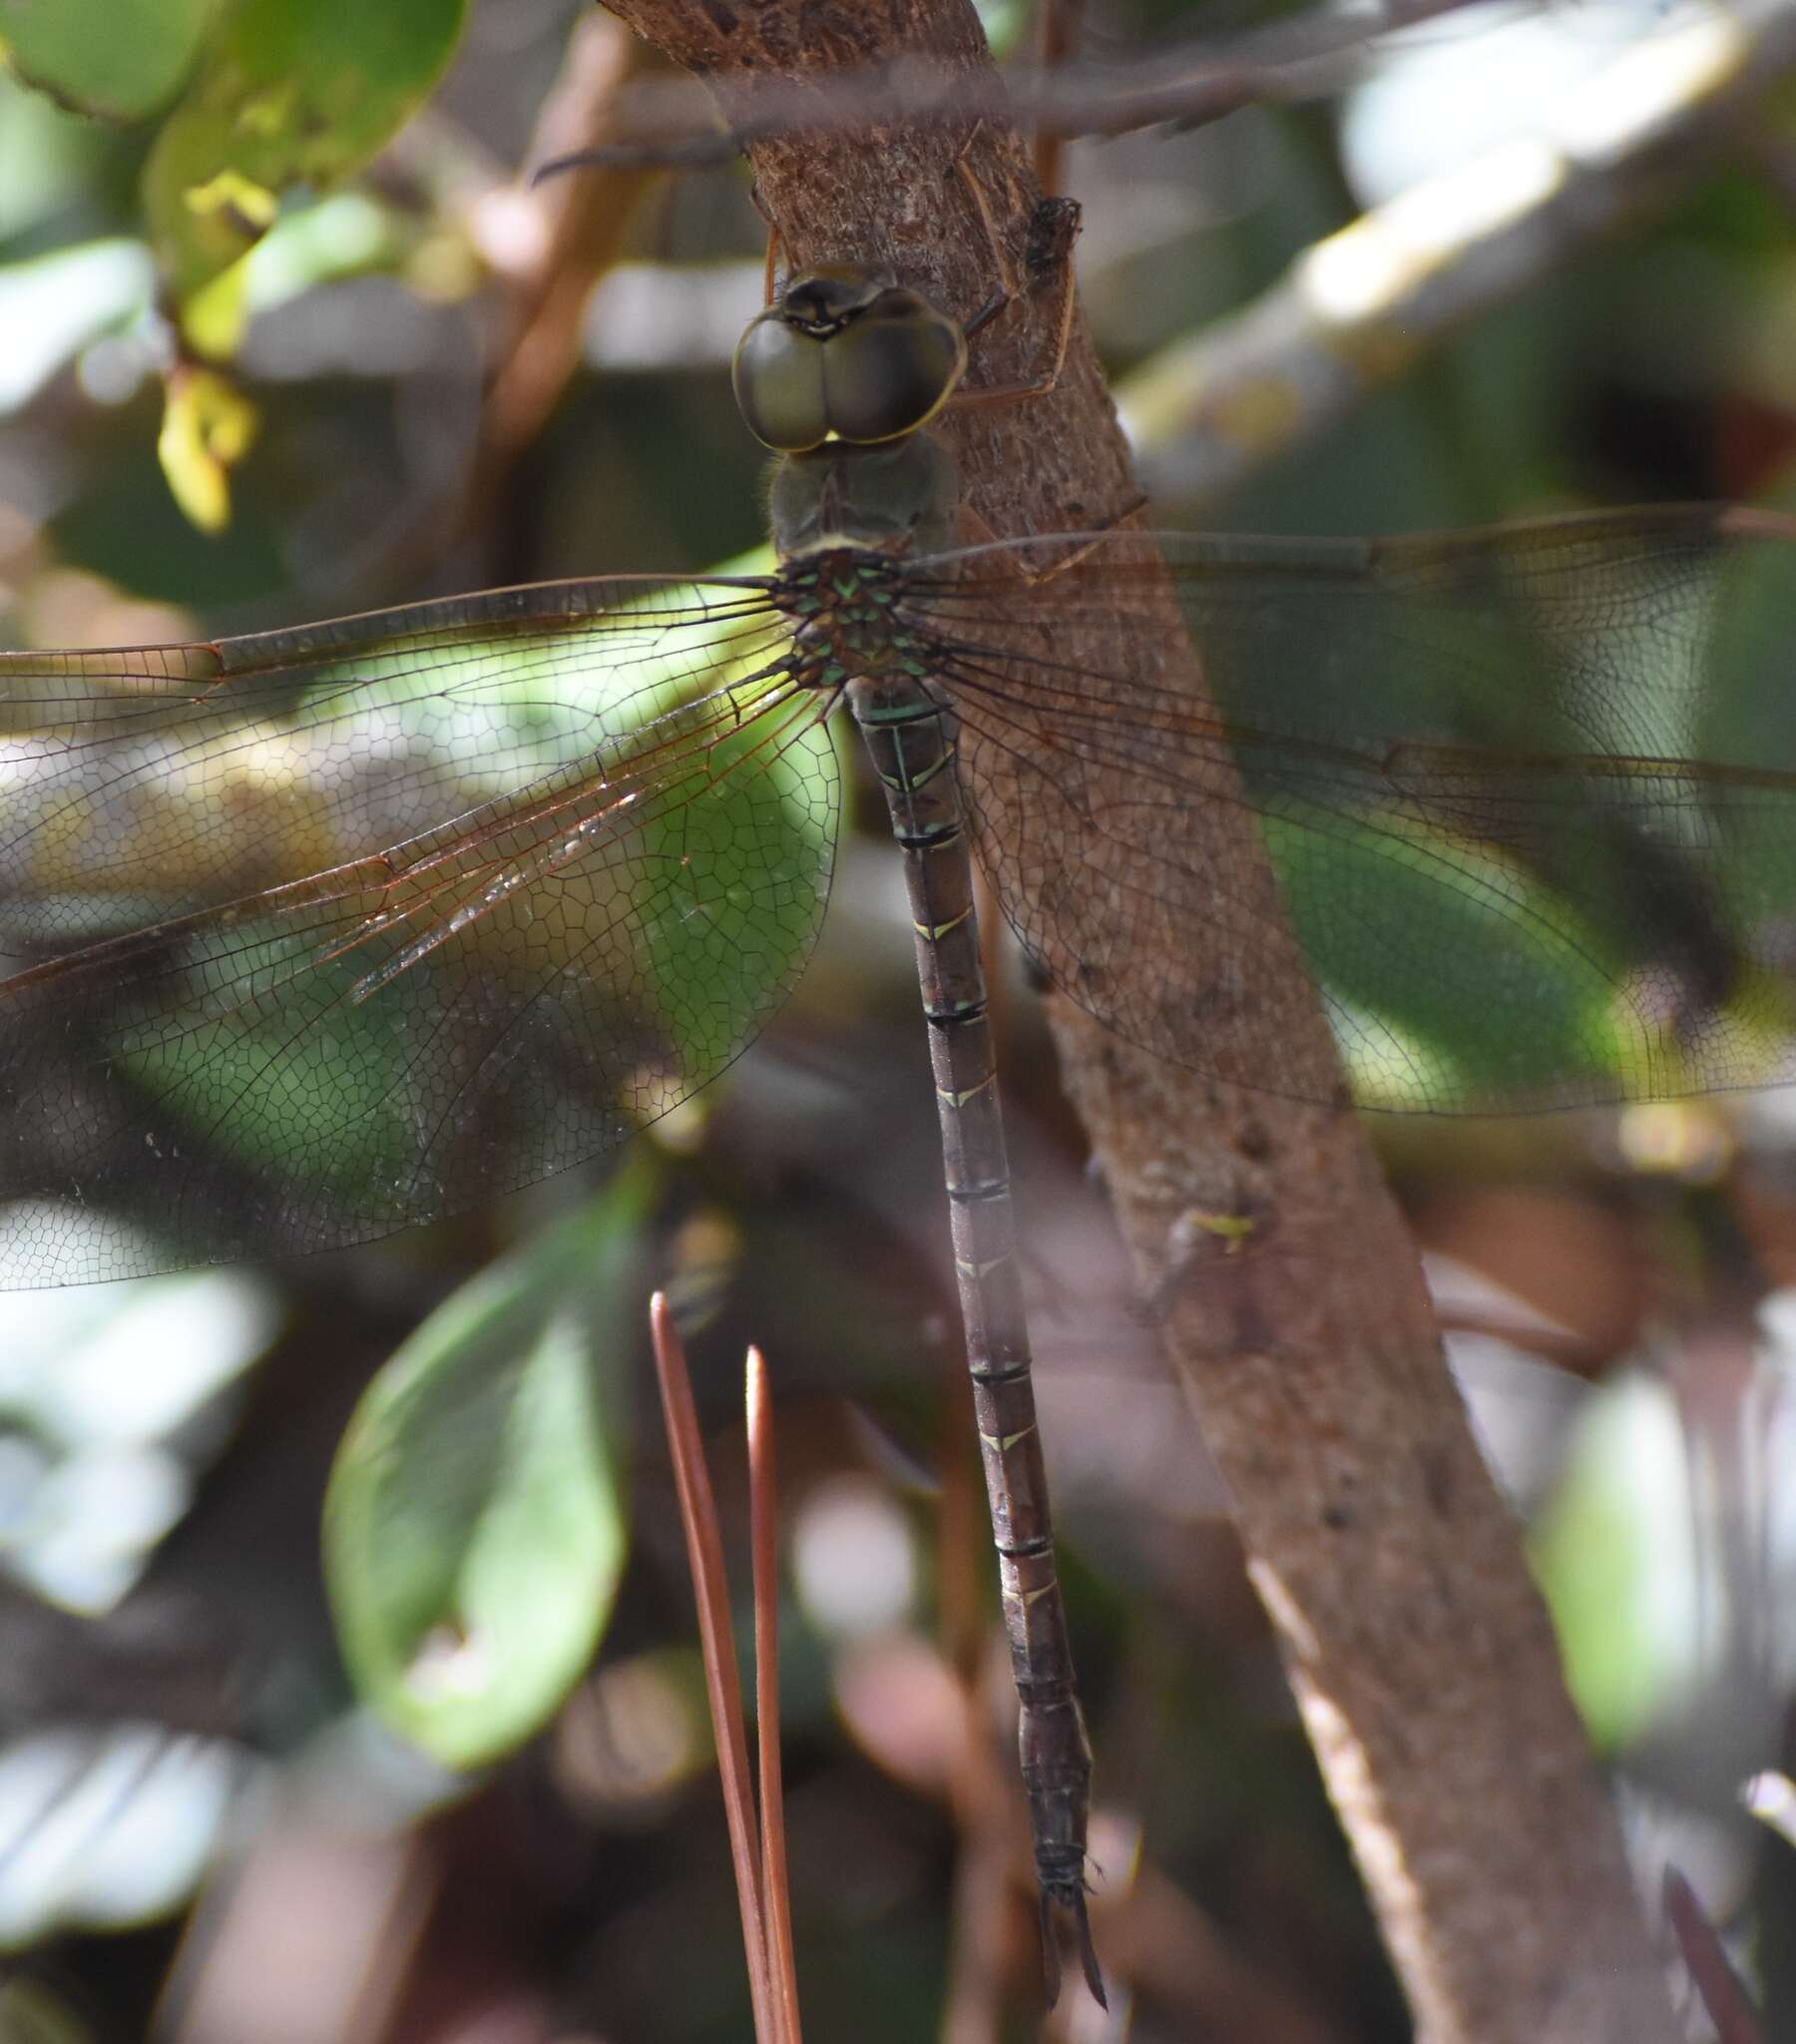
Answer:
[
  {"xmin": 0, "ymin": 575, "xmax": 836, "ymax": 1283},
  {"xmin": 909, "ymin": 506, "xmax": 1796, "ymax": 1113}
]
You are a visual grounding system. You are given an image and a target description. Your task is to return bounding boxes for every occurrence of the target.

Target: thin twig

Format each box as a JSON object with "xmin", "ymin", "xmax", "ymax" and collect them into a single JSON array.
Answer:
[
  {"xmin": 747, "ymin": 1345, "xmax": 802, "ymax": 2044},
  {"xmin": 648, "ymin": 1292, "xmax": 776, "ymax": 2041},
  {"xmin": 1122, "ymin": 0, "xmax": 1796, "ymax": 504},
  {"xmin": 1030, "ymin": 0, "xmax": 1082, "ymax": 200},
  {"xmin": 538, "ymin": 0, "xmax": 1498, "ymax": 172},
  {"xmin": 1663, "ymin": 1867, "xmax": 1761, "ymax": 2044},
  {"xmin": 464, "ymin": 14, "xmax": 661, "ymax": 514}
]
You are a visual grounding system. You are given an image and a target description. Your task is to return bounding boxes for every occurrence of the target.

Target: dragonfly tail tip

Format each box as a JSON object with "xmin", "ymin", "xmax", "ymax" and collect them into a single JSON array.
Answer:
[
  {"xmin": 1073, "ymin": 1890, "xmax": 1108, "ymax": 2010},
  {"xmin": 1039, "ymin": 1882, "xmax": 1107, "ymax": 2011},
  {"xmin": 1038, "ymin": 1887, "xmax": 1063, "ymax": 2008}
]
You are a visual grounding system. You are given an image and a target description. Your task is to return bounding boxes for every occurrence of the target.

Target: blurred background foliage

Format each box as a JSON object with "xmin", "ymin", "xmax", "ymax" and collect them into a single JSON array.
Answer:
[{"xmin": 2, "ymin": 0, "xmax": 1796, "ymax": 2036}]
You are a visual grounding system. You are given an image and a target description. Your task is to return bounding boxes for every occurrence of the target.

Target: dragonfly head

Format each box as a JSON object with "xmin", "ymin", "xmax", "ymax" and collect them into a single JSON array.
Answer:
[{"xmin": 733, "ymin": 263, "xmax": 968, "ymax": 453}]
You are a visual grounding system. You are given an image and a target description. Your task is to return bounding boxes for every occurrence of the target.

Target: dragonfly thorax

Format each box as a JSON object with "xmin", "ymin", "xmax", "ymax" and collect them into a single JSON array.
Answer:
[
  {"xmin": 765, "ymin": 431, "xmax": 960, "ymax": 558},
  {"xmin": 776, "ymin": 547, "xmax": 930, "ymax": 694}
]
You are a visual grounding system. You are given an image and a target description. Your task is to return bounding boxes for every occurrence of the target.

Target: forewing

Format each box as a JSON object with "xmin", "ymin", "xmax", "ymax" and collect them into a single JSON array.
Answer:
[
  {"xmin": 0, "ymin": 577, "xmax": 837, "ymax": 1283},
  {"xmin": 914, "ymin": 508, "xmax": 1796, "ymax": 1114}
]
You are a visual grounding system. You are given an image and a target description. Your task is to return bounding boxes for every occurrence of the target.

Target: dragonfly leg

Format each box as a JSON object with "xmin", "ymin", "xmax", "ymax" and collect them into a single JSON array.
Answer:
[
  {"xmin": 949, "ymin": 129, "xmax": 1082, "ymax": 408},
  {"xmin": 952, "ymin": 122, "xmax": 1027, "ymax": 322},
  {"xmin": 747, "ymin": 179, "xmax": 784, "ymax": 304}
]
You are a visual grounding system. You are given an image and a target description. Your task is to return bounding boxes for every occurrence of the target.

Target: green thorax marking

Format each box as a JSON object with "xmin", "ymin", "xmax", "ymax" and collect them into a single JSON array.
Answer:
[{"xmin": 776, "ymin": 546, "xmax": 932, "ymax": 693}]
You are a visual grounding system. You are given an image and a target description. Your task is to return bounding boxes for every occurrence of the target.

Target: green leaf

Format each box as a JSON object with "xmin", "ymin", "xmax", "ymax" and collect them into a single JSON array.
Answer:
[
  {"xmin": 0, "ymin": 240, "xmax": 156, "ymax": 417},
  {"xmin": 62, "ymin": 558, "xmax": 829, "ymax": 1227},
  {"xmin": 323, "ymin": 1162, "xmax": 655, "ymax": 1771},
  {"xmin": 0, "ymin": 1976, "xmax": 93, "ymax": 2044},
  {"xmin": 639, "ymin": 683, "xmax": 843, "ymax": 1084},
  {"xmin": 1263, "ymin": 807, "xmax": 1626, "ymax": 1109},
  {"xmin": 0, "ymin": 0, "xmax": 216, "ymax": 122},
  {"xmin": 142, "ymin": 0, "xmax": 467, "ymax": 352},
  {"xmin": 117, "ymin": 921, "xmax": 414, "ymax": 1188},
  {"xmin": 1530, "ymin": 1373, "xmax": 1705, "ymax": 1752},
  {"xmin": 156, "ymin": 362, "xmax": 257, "ymax": 531},
  {"xmin": 0, "ymin": 73, "xmax": 118, "ymax": 243}
]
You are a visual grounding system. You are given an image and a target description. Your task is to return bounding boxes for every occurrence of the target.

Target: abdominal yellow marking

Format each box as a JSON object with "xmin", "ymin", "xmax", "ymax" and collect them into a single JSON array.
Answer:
[
  {"xmin": 937, "ymin": 1073, "xmax": 997, "ymax": 1108},
  {"xmin": 915, "ymin": 903, "xmax": 975, "ymax": 940},
  {"xmin": 878, "ymin": 748, "xmax": 952, "ymax": 790},
  {"xmin": 957, "ymin": 1254, "xmax": 1011, "ymax": 1280}
]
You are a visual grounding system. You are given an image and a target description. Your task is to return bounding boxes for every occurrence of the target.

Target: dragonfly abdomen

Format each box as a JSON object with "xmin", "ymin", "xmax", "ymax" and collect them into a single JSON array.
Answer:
[{"xmin": 849, "ymin": 670, "xmax": 1103, "ymax": 2006}]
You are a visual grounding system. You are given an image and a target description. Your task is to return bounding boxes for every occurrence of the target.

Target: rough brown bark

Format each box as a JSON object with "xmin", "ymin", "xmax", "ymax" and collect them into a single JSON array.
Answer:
[{"xmin": 595, "ymin": 4, "xmax": 1682, "ymax": 2037}]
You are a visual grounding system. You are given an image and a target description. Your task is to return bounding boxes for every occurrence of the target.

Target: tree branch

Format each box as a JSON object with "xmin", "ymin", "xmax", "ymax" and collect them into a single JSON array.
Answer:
[
  {"xmin": 549, "ymin": 0, "xmax": 1499, "ymax": 170},
  {"xmin": 598, "ymin": 3, "xmax": 1682, "ymax": 2035},
  {"xmin": 1123, "ymin": 0, "xmax": 1796, "ymax": 506}
]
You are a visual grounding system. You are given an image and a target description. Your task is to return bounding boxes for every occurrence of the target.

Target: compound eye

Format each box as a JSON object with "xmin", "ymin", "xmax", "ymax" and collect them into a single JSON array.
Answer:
[
  {"xmin": 821, "ymin": 287, "xmax": 967, "ymax": 445},
  {"xmin": 732, "ymin": 274, "xmax": 969, "ymax": 452},
  {"xmin": 733, "ymin": 309, "xmax": 830, "ymax": 453}
]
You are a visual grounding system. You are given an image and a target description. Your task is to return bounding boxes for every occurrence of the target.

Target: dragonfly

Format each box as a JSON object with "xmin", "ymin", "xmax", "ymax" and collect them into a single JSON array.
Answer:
[{"xmin": 5, "ymin": 244, "xmax": 1796, "ymax": 2004}]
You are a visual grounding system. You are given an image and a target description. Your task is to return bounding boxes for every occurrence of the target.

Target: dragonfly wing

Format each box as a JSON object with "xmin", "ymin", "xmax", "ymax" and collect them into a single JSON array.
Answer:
[
  {"xmin": 939, "ymin": 589, "xmax": 1352, "ymax": 1111},
  {"xmin": 0, "ymin": 577, "xmax": 837, "ymax": 1283},
  {"xmin": 921, "ymin": 507, "xmax": 1796, "ymax": 1114}
]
